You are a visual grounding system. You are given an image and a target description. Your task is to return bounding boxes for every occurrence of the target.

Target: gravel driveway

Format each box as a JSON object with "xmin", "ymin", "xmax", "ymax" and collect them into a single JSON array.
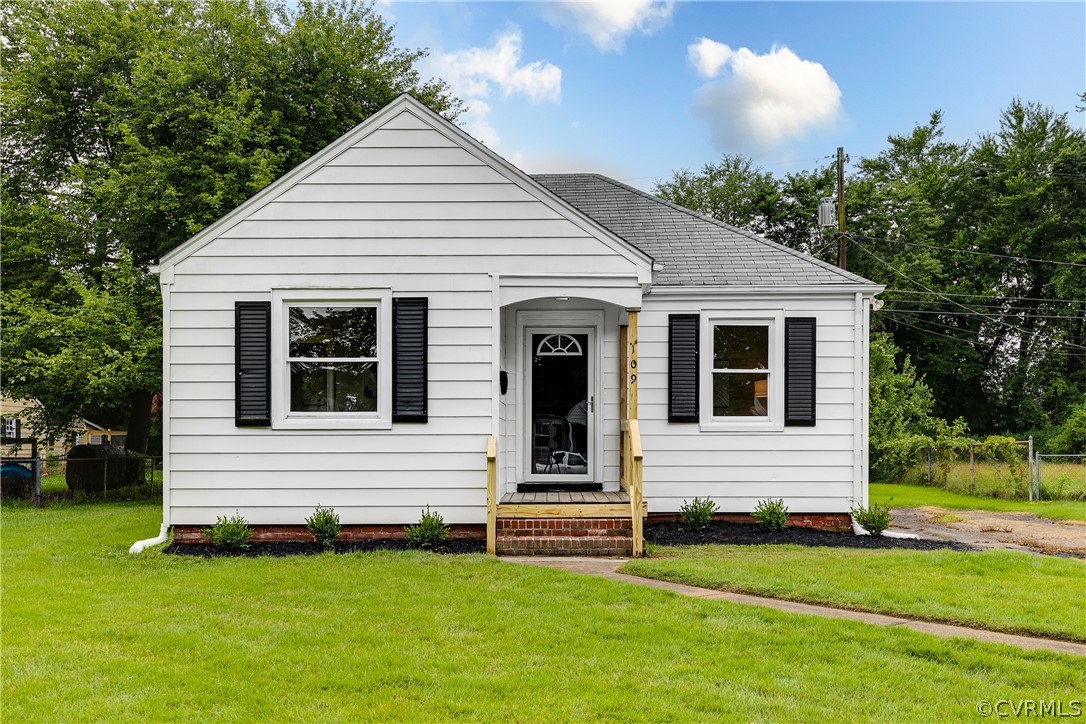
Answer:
[{"xmin": 890, "ymin": 507, "xmax": 1086, "ymax": 557}]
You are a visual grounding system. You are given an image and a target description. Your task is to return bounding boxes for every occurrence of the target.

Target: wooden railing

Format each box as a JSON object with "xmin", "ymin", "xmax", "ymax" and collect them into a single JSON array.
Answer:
[
  {"xmin": 620, "ymin": 418, "xmax": 644, "ymax": 557},
  {"xmin": 486, "ymin": 434, "xmax": 497, "ymax": 555}
]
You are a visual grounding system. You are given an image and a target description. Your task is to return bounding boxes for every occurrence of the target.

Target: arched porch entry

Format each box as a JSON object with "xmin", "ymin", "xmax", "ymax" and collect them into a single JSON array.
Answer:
[{"xmin": 485, "ymin": 275, "xmax": 645, "ymax": 556}]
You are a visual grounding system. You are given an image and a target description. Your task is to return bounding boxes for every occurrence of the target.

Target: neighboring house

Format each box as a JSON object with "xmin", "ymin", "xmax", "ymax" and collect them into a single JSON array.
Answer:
[
  {"xmin": 145, "ymin": 94, "xmax": 882, "ymax": 556},
  {"xmin": 0, "ymin": 395, "xmax": 124, "ymax": 458}
]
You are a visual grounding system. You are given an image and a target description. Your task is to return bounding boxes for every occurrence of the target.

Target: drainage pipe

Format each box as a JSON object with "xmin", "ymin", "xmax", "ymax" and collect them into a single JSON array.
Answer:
[
  {"xmin": 129, "ymin": 523, "xmax": 170, "ymax": 554},
  {"xmin": 851, "ymin": 517, "xmax": 919, "ymax": 540}
]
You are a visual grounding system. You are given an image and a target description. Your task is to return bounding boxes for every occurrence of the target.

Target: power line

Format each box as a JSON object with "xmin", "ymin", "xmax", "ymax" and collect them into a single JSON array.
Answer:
[
  {"xmin": 855, "ymin": 243, "xmax": 1086, "ymax": 351},
  {"xmin": 847, "ymin": 232, "xmax": 1086, "ymax": 269},
  {"xmin": 885, "ymin": 298, "xmax": 1082, "ymax": 312},
  {"xmin": 881, "ymin": 307, "xmax": 1085, "ymax": 321},
  {"xmin": 880, "ymin": 311, "xmax": 1086, "ymax": 358},
  {"xmin": 884, "ymin": 289, "xmax": 1086, "ymax": 304}
]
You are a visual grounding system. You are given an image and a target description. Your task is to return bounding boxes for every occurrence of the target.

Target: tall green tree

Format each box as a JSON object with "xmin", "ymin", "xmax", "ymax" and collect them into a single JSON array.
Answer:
[
  {"xmin": 653, "ymin": 101, "xmax": 1086, "ymax": 438},
  {"xmin": 1, "ymin": 0, "xmax": 459, "ymax": 451}
]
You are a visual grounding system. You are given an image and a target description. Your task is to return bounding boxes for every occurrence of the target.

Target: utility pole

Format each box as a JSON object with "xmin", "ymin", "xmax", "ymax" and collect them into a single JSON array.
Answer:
[{"xmin": 836, "ymin": 146, "xmax": 847, "ymax": 270}]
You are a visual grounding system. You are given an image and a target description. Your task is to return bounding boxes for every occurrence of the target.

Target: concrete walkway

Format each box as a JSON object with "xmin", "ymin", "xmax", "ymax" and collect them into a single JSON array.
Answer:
[{"xmin": 503, "ymin": 557, "xmax": 1086, "ymax": 657}]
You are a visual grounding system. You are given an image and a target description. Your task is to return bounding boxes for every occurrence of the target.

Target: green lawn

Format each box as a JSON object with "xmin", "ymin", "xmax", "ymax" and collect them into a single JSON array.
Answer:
[
  {"xmin": 3, "ymin": 503, "xmax": 1084, "ymax": 721},
  {"xmin": 621, "ymin": 544, "xmax": 1086, "ymax": 642},
  {"xmin": 872, "ymin": 483, "xmax": 1086, "ymax": 521}
]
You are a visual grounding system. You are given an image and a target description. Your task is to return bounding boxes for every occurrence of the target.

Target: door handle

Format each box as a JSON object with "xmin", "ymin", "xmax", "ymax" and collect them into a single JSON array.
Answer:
[{"xmin": 589, "ymin": 396, "xmax": 594, "ymax": 413}]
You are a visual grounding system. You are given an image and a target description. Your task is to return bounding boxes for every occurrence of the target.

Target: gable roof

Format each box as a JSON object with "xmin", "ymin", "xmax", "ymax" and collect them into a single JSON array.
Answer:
[
  {"xmin": 157, "ymin": 95, "xmax": 652, "ymax": 278},
  {"xmin": 533, "ymin": 173, "xmax": 875, "ymax": 288}
]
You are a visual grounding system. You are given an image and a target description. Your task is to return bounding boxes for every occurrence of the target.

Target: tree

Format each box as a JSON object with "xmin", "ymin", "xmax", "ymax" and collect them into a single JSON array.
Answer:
[
  {"xmin": 653, "ymin": 155, "xmax": 779, "ymax": 234},
  {"xmin": 1, "ymin": 0, "xmax": 459, "ymax": 451}
]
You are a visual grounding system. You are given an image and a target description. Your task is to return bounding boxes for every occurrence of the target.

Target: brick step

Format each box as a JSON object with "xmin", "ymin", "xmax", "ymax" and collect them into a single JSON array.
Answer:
[{"xmin": 495, "ymin": 517, "xmax": 633, "ymax": 557}]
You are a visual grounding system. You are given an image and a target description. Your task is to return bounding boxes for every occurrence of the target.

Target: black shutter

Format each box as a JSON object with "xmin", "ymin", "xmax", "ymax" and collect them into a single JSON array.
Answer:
[
  {"xmin": 392, "ymin": 297, "xmax": 428, "ymax": 422},
  {"xmin": 235, "ymin": 301, "xmax": 271, "ymax": 426},
  {"xmin": 14, "ymin": 418, "xmax": 21, "ymax": 439},
  {"xmin": 668, "ymin": 314, "xmax": 699, "ymax": 422},
  {"xmin": 785, "ymin": 317, "xmax": 817, "ymax": 426}
]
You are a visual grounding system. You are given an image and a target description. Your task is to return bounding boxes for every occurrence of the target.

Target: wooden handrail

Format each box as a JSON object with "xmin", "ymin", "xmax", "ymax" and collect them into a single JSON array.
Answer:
[
  {"xmin": 620, "ymin": 417, "xmax": 644, "ymax": 557},
  {"xmin": 486, "ymin": 435, "xmax": 497, "ymax": 555}
]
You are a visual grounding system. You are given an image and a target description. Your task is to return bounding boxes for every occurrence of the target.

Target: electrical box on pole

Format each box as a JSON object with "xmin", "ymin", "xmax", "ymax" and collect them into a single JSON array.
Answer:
[{"xmin": 818, "ymin": 197, "xmax": 837, "ymax": 228}]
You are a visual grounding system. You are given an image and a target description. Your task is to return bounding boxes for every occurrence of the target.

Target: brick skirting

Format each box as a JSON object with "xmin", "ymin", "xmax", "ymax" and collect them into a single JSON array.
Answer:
[
  {"xmin": 646, "ymin": 512, "xmax": 853, "ymax": 533},
  {"xmin": 171, "ymin": 523, "xmax": 486, "ymax": 545},
  {"xmin": 171, "ymin": 512, "xmax": 853, "ymax": 547}
]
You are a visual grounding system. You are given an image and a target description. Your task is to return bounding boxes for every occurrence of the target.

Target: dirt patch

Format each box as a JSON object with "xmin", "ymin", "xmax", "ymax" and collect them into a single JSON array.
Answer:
[
  {"xmin": 645, "ymin": 521, "xmax": 974, "ymax": 552},
  {"xmin": 890, "ymin": 507, "xmax": 1086, "ymax": 558}
]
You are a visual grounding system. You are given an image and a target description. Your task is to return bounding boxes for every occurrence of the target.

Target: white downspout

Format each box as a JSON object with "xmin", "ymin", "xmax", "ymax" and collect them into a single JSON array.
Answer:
[
  {"xmin": 131, "ymin": 265, "xmax": 172, "ymax": 554},
  {"xmin": 130, "ymin": 524, "xmax": 170, "ymax": 553}
]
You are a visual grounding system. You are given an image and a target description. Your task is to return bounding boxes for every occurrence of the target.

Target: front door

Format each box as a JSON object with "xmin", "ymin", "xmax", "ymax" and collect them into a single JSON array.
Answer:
[{"xmin": 524, "ymin": 327, "xmax": 596, "ymax": 488}]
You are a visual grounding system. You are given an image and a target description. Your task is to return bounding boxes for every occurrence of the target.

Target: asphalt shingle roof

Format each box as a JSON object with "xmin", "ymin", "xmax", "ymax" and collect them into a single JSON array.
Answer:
[{"xmin": 532, "ymin": 173, "xmax": 874, "ymax": 288}]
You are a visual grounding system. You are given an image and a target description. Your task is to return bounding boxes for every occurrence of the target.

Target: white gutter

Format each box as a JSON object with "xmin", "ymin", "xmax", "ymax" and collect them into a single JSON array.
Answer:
[{"xmin": 129, "ymin": 524, "xmax": 170, "ymax": 554}]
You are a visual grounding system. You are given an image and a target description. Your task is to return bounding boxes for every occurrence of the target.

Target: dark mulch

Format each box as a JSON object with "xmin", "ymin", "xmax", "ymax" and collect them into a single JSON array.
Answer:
[
  {"xmin": 646, "ymin": 521, "xmax": 977, "ymax": 552},
  {"xmin": 164, "ymin": 538, "xmax": 486, "ymax": 558}
]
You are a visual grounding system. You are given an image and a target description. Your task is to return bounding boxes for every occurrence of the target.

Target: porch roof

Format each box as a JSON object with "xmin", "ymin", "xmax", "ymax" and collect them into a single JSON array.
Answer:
[{"xmin": 532, "ymin": 174, "xmax": 875, "ymax": 288}]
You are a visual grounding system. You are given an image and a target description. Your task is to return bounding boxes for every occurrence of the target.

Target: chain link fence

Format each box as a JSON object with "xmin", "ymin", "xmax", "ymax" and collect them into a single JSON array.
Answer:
[
  {"xmin": 2, "ymin": 452, "xmax": 162, "ymax": 505},
  {"xmin": 1033, "ymin": 454, "xmax": 1086, "ymax": 501}
]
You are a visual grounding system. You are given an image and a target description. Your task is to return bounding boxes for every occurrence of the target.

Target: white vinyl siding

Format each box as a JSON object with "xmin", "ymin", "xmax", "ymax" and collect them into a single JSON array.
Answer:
[
  {"xmin": 164, "ymin": 109, "xmax": 645, "ymax": 526},
  {"xmin": 636, "ymin": 292, "xmax": 866, "ymax": 514}
]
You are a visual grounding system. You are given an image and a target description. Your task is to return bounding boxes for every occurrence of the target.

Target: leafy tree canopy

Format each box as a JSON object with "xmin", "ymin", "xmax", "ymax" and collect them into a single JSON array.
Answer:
[
  {"xmin": 1, "ymin": 0, "xmax": 459, "ymax": 447},
  {"xmin": 656, "ymin": 100, "xmax": 1086, "ymax": 439}
]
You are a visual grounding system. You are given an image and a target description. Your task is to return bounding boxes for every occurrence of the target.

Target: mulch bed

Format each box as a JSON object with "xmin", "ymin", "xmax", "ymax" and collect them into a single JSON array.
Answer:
[
  {"xmin": 164, "ymin": 538, "xmax": 486, "ymax": 557},
  {"xmin": 646, "ymin": 521, "xmax": 977, "ymax": 552}
]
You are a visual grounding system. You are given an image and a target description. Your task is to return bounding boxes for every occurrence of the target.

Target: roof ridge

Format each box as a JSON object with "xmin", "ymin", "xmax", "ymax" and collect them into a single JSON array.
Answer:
[{"xmin": 573, "ymin": 173, "xmax": 868, "ymax": 285}]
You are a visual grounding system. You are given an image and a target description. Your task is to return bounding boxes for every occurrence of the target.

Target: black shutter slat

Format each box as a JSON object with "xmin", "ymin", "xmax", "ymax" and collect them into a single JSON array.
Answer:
[
  {"xmin": 235, "ymin": 301, "xmax": 271, "ymax": 426},
  {"xmin": 668, "ymin": 314, "xmax": 699, "ymax": 423},
  {"xmin": 393, "ymin": 297, "xmax": 428, "ymax": 423},
  {"xmin": 785, "ymin": 317, "xmax": 817, "ymax": 426}
]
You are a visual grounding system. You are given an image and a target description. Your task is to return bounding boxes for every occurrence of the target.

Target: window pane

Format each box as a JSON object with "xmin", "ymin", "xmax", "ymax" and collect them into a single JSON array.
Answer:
[
  {"xmin": 289, "ymin": 306, "xmax": 376, "ymax": 359},
  {"xmin": 713, "ymin": 373, "xmax": 769, "ymax": 417},
  {"xmin": 290, "ymin": 362, "xmax": 377, "ymax": 412},
  {"xmin": 713, "ymin": 325, "xmax": 768, "ymax": 369}
]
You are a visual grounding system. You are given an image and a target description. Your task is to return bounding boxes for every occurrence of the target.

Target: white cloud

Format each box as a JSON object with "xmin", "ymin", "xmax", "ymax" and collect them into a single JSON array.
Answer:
[
  {"xmin": 436, "ymin": 28, "xmax": 562, "ymax": 146},
  {"xmin": 688, "ymin": 37, "xmax": 733, "ymax": 79},
  {"xmin": 439, "ymin": 29, "xmax": 561, "ymax": 104},
  {"xmin": 542, "ymin": 1, "xmax": 674, "ymax": 53},
  {"xmin": 688, "ymin": 39, "xmax": 842, "ymax": 149}
]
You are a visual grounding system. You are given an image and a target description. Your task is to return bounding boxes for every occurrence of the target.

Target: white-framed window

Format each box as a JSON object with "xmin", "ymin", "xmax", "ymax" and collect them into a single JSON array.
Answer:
[
  {"xmin": 271, "ymin": 289, "xmax": 392, "ymax": 430},
  {"xmin": 700, "ymin": 312, "xmax": 784, "ymax": 431},
  {"xmin": 2, "ymin": 417, "xmax": 18, "ymax": 439}
]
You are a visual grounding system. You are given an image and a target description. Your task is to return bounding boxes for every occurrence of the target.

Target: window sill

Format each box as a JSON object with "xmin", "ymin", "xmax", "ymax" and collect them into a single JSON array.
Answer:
[
  {"xmin": 698, "ymin": 419, "xmax": 784, "ymax": 433},
  {"xmin": 273, "ymin": 416, "xmax": 392, "ymax": 431}
]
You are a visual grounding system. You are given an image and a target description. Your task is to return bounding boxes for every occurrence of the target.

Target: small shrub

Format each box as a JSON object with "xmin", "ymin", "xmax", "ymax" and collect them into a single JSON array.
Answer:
[
  {"xmin": 752, "ymin": 498, "xmax": 789, "ymax": 531},
  {"xmin": 679, "ymin": 497, "xmax": 717, "ymax": 529},
  {"xmin": 851, "ymin": 501, "xmax": 893, "ymax": 536},
  {"xmin": 405, "ymin": 506, "xmax": 449, "ymax": 549},
  {"xmin": 203, "ymin": 513, "xmax": 254, "ymax": 549},
  {"xmin": 306, "ymin": 505, "xmax": 341, "ymax": 549}
]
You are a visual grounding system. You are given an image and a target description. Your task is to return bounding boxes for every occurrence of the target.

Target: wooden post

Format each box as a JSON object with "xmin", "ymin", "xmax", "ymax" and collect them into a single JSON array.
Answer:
[
  {"xmin": 486, "ymin": 435, "xmax": 497, "ymax": 555},
  {"xmin": 969, "ymin": 443, "xmax": 975, "ymax": 495},
  {"xmin": 619, "ymin": 324, "xmax": 628, "ymax": 484},
  {"xmin": 626, "ymin": 308, "xmax": 639, "ymax": 420}
]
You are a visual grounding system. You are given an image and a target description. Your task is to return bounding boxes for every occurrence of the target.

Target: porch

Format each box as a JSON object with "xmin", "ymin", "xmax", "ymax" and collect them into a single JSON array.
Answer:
[{"xmin": 485, "ymin": 306, "xmax": 645, "ymax": 557}]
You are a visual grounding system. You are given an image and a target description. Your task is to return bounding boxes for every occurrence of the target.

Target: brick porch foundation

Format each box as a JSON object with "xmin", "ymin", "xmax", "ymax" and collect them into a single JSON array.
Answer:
[{"xmin": 495, "ymin": 517, "xmax": 634, "ymax": 556}]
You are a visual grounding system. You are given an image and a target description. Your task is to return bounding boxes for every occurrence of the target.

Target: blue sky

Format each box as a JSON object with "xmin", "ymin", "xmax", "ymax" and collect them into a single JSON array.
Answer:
[{"xmin": 383, "ymin": 2, "xmax": 1085, "ymax": 190}]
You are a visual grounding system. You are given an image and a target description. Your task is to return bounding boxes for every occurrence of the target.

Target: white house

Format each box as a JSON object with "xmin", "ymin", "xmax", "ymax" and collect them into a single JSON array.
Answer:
[{"xmin": 136, "ymin": 94, "xmax": 882, "ymax": 556}]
